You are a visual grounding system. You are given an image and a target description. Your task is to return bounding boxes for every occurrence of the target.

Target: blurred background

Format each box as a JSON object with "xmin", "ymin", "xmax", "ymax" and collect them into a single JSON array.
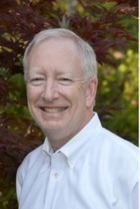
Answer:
[{"xmin": 0, "ymin": 0, "xmax": 138, "ymax": 208}]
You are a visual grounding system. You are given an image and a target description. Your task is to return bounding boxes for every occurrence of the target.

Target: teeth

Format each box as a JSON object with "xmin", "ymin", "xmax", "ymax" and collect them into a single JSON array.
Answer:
[{"xmin": 42, "ymin": 107, "xmax": 66, "ymax": 113}]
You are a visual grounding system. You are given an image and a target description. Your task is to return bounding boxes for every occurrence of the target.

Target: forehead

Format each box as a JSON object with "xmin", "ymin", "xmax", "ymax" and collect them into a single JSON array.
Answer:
[
  {"xmin": 28, "ymin": 38, "xmax": 81, "ymax": 68},
  {"xmin": 30, "ymin": 37, "xmax": 80, "ymax": 57},
  {"xmin": 28, "ymin": 38, "xmax": 84, "ymax": 76}
]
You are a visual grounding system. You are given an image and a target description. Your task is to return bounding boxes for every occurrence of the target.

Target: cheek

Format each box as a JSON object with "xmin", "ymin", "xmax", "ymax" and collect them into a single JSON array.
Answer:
[
  {"xmin": 26, "ymin": 85, "xmax": 32, "ymax": 98},
  {"xmin": 71, "ymin": 87, "xmax": 87, "ymax": 109},
  {"xmin": 85, "ymin": 90, "xmax": 94, "ymax": 107},
  {"xmin": 26, "ymin": 86, "xmax": 40, "ymax": 101},
  {"xmin": 70, "ymin": 82, "xmax": 85, "ymax": 96},
  {"xmin": 27, "ymin": 91, "xmax": 34, "ymax": 106}
]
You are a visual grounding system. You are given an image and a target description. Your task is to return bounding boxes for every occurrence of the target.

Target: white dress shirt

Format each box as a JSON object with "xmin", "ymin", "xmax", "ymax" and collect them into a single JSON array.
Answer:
[{"xmin": 16, "ymin": 113, "xmax": 138, "ymax": 209}]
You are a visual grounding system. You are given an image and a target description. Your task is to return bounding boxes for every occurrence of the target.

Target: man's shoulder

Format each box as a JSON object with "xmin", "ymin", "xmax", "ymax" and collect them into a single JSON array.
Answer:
[
  {"xmin": 102, "ymin": 127, "xmax": 138, "ymax": 146},
  {"xmin": 100, "ymin": 128, "xmax": 138, "ymax": 188},
  {"xmin": 17, "ymin": 144, "xmax": 43, "ymax": 174},
  {"xmin": 91, "ymin": 113, "xmax": 138, "ymax": 157},
  {"xmin": 100, "ymin": 127, "xmax": 138, "ymax": 159},
  {"xmin": 25, "ymin": 144, "xmax": 43, "ymax": 161}
]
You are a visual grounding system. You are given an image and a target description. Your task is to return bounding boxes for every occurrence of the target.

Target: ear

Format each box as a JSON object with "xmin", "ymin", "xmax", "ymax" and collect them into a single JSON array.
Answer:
[{"xmin": 86, "ymin": 78, "xmax": 98, "ymax": 107}]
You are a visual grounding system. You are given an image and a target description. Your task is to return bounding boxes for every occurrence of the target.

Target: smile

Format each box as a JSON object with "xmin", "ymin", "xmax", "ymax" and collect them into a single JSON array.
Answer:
[{"xmin": 41, "ymin": 107, "xmax": 67, "ymax": 113}]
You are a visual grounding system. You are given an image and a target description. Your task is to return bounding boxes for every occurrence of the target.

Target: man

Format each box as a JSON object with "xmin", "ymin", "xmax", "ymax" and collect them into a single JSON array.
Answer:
[{"xmin": 16, "ymin": 28, "xmax": 138, "ymax": 209}]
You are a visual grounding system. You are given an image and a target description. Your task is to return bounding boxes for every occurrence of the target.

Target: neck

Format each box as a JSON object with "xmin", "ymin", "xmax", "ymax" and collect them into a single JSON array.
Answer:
[{"xmin": 48, "ymin": 134, "xmax": 71, "ymax": 151}]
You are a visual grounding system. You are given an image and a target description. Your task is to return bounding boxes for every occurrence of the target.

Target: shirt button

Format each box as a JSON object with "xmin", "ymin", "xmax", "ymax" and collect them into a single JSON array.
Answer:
[
  {"xmin": 54, "ymin": 172, "xmax": 59, "ymax": 179},
  {"xmin": 69, "ymin": 161, "xmax": 74, "ymax": 167}
]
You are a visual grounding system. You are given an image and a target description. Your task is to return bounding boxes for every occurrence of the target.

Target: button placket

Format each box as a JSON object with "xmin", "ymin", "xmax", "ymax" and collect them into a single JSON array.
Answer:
[
  {"xmin": 54, "ymin": 172, "xmax": 59, "ymax": 179},
  {"xmin": 50, "ymin": 152, "xmax": 67, "ymax": 180},
  {"xmin": 52, "ymin": 170, "xmax": 63, "ymax": 180}
]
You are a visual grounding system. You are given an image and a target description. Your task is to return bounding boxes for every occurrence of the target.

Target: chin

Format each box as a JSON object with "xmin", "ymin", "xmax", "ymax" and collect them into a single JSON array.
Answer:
[{"xmin": 41, "ymin": 122, "xmax": 65, "ymax": 133}]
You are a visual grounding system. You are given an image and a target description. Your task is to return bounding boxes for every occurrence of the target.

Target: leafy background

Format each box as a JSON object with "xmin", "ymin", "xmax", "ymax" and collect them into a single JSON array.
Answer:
[{"xmin": 0, "ymin": 0, "xmax": 138, "ymax": 208}]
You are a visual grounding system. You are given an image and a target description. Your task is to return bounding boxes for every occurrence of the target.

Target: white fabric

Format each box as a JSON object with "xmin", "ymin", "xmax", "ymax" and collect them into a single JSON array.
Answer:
[{"xmin": 16, "ymin": 113, "xmax": 139, "ymax": 209}]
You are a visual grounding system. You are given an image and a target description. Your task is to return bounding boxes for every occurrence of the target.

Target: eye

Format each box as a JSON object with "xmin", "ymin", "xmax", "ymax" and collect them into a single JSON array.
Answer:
[
  {"xmin": 29, "ymin": 77, "xmax": 45, "ymax": 86},
  {"xmin": 59, "ymin": 78, "xmax": 73, "ymax": 86}
]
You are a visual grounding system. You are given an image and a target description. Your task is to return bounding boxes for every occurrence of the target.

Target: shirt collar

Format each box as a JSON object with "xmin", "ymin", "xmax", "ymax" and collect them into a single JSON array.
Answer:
[{"xmin": 42, "ymin": 112, "xmax": 102, "ymax": 168}]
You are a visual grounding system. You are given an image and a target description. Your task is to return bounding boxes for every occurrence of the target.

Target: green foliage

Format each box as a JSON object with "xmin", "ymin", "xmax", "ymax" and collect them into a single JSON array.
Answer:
[
  {"xmin": 0, "ymin": 179, "xmax": 17, "ymax": 209},
  {"xmin": 96, "ymin": 49, "xmax": 138, "ymax": 144}
]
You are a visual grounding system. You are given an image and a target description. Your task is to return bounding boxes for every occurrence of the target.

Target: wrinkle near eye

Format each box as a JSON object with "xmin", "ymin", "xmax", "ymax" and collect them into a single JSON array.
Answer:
[
  {"xmin": 28, "ymin": 77, "xmax": 45, "ymax": 86},
  {"xmin": 73, "ymin": 79, "xmax": 85, "ymax": 92}
]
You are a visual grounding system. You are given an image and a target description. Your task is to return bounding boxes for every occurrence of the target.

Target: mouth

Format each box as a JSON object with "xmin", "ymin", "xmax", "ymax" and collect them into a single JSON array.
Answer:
[{"xmin": 40, "ymin": 107, "xmax": 68, "ymax": 114}]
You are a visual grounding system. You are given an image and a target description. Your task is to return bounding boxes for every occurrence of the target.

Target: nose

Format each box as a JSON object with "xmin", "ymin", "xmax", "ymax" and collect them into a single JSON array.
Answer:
[{"xmin": 41, "ymin": 79, "xmax": 59, "ymax": 102}]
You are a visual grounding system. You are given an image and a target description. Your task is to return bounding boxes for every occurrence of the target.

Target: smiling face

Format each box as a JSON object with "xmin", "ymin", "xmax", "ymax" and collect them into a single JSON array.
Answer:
[{"xmin": 26, "ymin": 38, "xmax": 97, "ymax": 149}]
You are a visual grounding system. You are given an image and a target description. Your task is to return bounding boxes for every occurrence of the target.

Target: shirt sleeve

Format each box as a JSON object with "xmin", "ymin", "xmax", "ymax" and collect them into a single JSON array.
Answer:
[
  {"xmin": 16, "ymin": 157, "xmax": 29, "ymax": 203},
  {"xmin": 16, "ymin": 165, "xmax": 24, "ymax": 203},
  {"xmin": 130, "ymin": 182, "xmax": 139, "ymax": 209}
]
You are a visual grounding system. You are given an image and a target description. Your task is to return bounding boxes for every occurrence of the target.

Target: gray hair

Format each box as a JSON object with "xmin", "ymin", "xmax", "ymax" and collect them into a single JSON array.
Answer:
[{"xmin": 23, "ymin": 28, "xmax": 97, "ymax": 82}]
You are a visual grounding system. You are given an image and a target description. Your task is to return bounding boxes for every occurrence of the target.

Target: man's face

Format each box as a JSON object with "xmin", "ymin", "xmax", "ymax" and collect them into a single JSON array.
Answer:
[{"xmin": 26, "ymin": 38, "xmax": 97, "ymax": 145}]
